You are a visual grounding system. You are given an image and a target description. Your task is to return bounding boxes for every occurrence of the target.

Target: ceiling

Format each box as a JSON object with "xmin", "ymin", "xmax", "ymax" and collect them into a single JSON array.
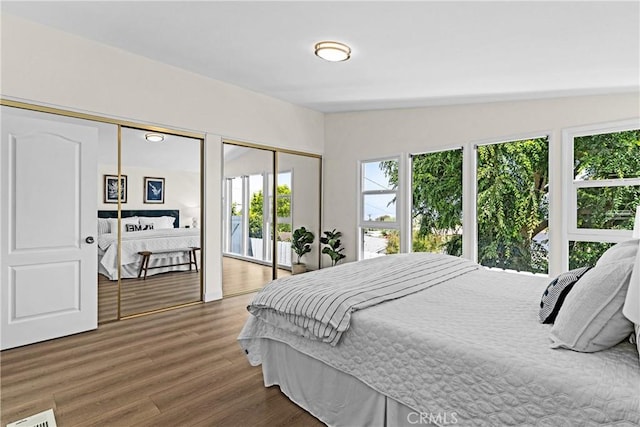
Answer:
[{"xmin": 3, "ymin": 1, "xmax": 639, "ymax": 113}]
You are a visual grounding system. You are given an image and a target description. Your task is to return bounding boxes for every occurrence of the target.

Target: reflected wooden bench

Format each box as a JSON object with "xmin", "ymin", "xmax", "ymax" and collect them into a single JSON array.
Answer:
[{"xmin": 137, "ymin": 247, "xmax": 200, "ymax": 280}]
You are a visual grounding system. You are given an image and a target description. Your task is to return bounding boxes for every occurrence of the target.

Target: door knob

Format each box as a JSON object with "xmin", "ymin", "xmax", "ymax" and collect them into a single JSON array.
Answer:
[{"xmin": 85, "ymin": 236, "xmax": 95, "ymax": 244}]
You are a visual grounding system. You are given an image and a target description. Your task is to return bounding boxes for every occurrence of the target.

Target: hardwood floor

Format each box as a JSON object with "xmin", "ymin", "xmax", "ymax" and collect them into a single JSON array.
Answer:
[
  {"xmin": 0, "ymin": 293, "xmax": 324, "ymax": 427},
  {"xmin": 98, "ymin": 271, "xmax": 202, "ymax": 322},
  {"xmin": 98, "ymin": 275, "xmax": 119, "ymax": 323},
  {"xmin": 223, "ymin": 257, "xmax": 291, "ymax": 297},
  {"xmin": 99, "ymin": 256, "xmax": 289, "ymax": 323}
]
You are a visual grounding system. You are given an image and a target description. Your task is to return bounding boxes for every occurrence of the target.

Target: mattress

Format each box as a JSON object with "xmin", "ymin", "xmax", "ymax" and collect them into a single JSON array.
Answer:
[{"xmin": 239, "ymin": 267, "xmax": 640, "ymax": 426}]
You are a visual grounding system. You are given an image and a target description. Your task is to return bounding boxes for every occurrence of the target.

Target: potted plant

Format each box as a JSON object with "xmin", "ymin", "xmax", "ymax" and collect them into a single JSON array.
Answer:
[
  {"xmin": 291, "ymin": 226, "xmax": 315, "ymax": 274},
  {"xmin": 320, "ymin": 229, "xmax": 347, "ymax": 266}
]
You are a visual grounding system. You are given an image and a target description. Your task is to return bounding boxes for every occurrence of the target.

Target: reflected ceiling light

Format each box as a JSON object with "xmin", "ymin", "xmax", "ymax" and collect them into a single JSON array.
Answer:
[
  {"xmin": 314, "ymin": 41, "xmax": 351, "ymax": 62},
  {"xmin": 145, "ymin": 133, "xmax": 164, "ymax": 142}
]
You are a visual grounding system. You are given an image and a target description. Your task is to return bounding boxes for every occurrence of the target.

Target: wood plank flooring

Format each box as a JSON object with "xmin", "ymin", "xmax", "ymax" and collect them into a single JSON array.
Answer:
[
  {"xmin": 222, "ymin": 257, "xmax": 291, "ymax": 297},
  {"xmin": 98, "ymin": 271, "xmax": 201, "ymax": 322},
  {"xmin": 0, "ymin": 293, "xmax": 324, "ymax": 427},
  {"xmin": 99, "ymin": 256, "xmax": 289, "ymax": 323}
]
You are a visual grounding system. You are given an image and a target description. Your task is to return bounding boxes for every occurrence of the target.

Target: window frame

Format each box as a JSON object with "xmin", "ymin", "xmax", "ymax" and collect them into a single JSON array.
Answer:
[
  {"xmin": 473, "ymin": 134, "xmax": 551, "ymax": 275},
  {"xmin": 408, "ymin": 146, "xmax": 464, "ymax": 256},
  {"xmin": 562, "ymin": 119, "xmax": 640, "ymax": 269},
  {"xmin": 357, "ymin": 156, "xmax": 402, "ymax": 259}
]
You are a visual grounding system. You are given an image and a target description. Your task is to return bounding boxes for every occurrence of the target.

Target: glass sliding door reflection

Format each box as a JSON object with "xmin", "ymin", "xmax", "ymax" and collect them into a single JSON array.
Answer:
[
  {"xmin": 223, "ymin": 143, "xmax": 275, "ymax": 296},
  {"xmin": 227, "ymin": 176, "xmax": 245, "ymax": 256}
]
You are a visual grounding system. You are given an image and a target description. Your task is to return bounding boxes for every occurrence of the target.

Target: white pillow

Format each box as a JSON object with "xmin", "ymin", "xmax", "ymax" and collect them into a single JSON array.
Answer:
[
  {"xmin": 550, "ymin": 240, "xmax": 638, "ymax": 352},
  {"xmin": 97, "ymin": 218, "xmax": 110, "ymax": 235},
  {"xmin": 634, "ymin": 324, "xmax": 640, "ymax": 363},
  {"xmin": 622, "ymin": 241, "xmax": 640, "ymax": 362},
  {"xmin": 139, "ymin": 216, "xmax": 175, "ymax": 230},
  {"xmin": 107, "ymin": 216, "xmax": 139, "ymax": 234},
  {"xmin": 597, "ymin": 239, "xmax": 638, "ymax": 266}
]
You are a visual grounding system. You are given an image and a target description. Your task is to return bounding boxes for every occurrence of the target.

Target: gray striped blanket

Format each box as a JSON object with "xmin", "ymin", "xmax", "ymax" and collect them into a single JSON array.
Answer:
[{"xmin": 247, "ymin": 253, "xmax": 480, "ymax": 346}]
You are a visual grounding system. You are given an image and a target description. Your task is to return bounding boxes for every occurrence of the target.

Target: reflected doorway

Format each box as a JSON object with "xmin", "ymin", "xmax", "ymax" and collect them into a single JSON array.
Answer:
[{"xmin": 222, "ymin": 142, "xmax": 321, "ymax": 297}]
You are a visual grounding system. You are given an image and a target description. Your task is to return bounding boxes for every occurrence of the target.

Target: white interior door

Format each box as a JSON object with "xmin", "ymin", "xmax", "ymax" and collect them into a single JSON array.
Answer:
[{"xmin": 1, "ymin": 106, "xmax": 99, "ymax": 350}]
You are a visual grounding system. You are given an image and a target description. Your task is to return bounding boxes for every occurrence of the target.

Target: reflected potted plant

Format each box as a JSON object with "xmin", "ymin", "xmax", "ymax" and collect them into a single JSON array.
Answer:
[
  {"xmin": 291, "ymin": 226, "xmax": 315, "ymax": 274},
  {"xmin": 320, "ymin": 229, "xmax": 346, "ymax": 266}
]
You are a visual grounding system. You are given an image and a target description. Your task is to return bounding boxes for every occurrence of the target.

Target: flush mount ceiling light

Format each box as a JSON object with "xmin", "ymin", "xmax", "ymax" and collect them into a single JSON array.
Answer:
[
  {"xmin": 145, "ymin": 133, "xmax": 164, "ymax": 142},
  {"xmin": 314, "ymin": 41, "xmax": 351, "ymax": 62}
]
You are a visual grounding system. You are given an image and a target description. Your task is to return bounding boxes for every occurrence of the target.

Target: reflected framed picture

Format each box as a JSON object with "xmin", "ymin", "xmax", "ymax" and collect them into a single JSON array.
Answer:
[
  {"xmin": 104, "ymin": 174, "xmax": 127, "ymax": 204},
  {"xmin": 144, "ymin": 177, "xmax": 165, "ymax": 204}
]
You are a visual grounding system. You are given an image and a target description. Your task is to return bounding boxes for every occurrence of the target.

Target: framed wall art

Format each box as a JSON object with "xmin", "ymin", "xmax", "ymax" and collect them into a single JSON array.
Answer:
[
  {"xmin": 144, "ymin": 177, "xmax": 165, "ymax": 204},
  {"xmin": 104, "ymin": 174, "xmax": 127, "ymax": 204}
]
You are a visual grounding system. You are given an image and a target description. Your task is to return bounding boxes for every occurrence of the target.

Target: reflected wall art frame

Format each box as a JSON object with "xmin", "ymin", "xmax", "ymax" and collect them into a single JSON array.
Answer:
[
  {"xmin": 144, "ymin": 176, "xmax": 165, "ymax": 204},
  {"xmin": 104, "ymin": 174, "xmax": 127, "ymax": 204}
]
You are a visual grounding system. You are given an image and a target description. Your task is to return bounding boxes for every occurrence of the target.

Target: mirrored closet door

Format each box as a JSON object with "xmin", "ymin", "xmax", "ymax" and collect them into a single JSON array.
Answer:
[
  {"xmin": 278, "ymin": 152, "xmax": 321, "ymax": 272},
  {"xmin": 97, "ymin": 126, "xmax": 203, "ymax": 321},
  {"xmin": 222, "ymin": 141, "xmax": 321, "ymax": 297}
]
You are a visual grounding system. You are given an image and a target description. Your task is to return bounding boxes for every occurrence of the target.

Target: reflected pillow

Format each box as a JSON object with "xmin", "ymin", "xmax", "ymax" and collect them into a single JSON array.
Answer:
[
  {"xmin": 539, "ymin": 266, "xmax": 591, "ymax": 324},
  {"xmin": 107, "ymin": 216, "xmax": 138, "ymax": 234},
  {"xmin": 125, "ymin": 223, "xmax": 142, "ymax": 232},
  {"xmin": 97, "ymin": 218, "xmax": 110, "ymax": 235},
  {"xmin": 139, "ymin": 216, "xmax": 174, "ymax": 229},
  {"xmin": 550, "ymin": 240, "xmax": 638, "ymax": 352}
]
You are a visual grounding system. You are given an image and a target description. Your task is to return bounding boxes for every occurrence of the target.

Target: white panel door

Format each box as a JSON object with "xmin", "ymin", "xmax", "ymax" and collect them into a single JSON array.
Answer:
[{"xmin": 1, "ymin": 106, "xmax": 99, "ymax": 350}]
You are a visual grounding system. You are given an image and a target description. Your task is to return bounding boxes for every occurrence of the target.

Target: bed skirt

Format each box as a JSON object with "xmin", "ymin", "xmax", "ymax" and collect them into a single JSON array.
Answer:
[{"xmin": 260, "ymin": 339, "xmax": 439, "ymax": 427}]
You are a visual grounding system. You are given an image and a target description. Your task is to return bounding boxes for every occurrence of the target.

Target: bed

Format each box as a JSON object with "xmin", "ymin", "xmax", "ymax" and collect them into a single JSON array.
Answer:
[
  {"xmin": 238, "ymin": 244, "xmax": 640, "ymax": 426},
  {"xmin": 97, "ymin": 210, "xmax": 200, "ymax": 280}
]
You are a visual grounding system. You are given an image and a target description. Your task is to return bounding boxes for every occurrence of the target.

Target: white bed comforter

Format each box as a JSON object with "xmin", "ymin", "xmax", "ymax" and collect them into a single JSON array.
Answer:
[
  {"xmin": 98, "ymin": 228, "xmax": 200, "ymax": 279},
  {"xmin": 248, "ymin": 253, "xmax": 479, "ymax": 345},
  {"xmin": 239, "ymin": 261, "xmax": 640, "ymax": 426}
]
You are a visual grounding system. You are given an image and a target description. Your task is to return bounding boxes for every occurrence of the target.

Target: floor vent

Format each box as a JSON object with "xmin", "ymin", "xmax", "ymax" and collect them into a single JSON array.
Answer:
[{"xmin": 6, "ymin": 409, "xmax": 57, "ymax": 427}]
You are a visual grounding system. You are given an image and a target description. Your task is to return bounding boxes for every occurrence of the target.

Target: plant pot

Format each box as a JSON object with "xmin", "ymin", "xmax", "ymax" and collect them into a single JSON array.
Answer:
[{"xmin": 291, "ymin": 263, "xmax": 307, "ymax": 275}]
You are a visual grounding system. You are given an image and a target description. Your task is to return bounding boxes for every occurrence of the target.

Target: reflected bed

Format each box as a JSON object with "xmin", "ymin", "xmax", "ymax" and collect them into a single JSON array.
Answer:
[{"xmin": 97, "ymin": 210, "xmax": 200, "ymax": 280}]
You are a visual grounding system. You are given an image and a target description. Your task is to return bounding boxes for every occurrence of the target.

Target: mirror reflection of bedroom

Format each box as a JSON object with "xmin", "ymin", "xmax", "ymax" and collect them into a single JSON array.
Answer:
[
  {"xmin": 98, "ymin": 128, "xmax": 202, "ymax": 322},
  {"xmin": 222, "ymin": 142, "xmax": 321, "ymax": 296}
]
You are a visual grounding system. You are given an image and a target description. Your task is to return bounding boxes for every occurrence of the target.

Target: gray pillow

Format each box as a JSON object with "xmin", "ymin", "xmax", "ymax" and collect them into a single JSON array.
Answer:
[{"xmin": 549, "ymin": 240, "xmax": 638, "ymax": 352}]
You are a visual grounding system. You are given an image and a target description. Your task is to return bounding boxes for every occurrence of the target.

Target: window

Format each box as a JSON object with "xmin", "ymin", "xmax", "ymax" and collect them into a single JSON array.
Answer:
[
  {"xmin": 225, "ymin": 171, "xmax": 294, "ymax": 266},
  {"xmin": 564, "ymin": 124, "xmax": 640, "ymax": 267},
  {"xmin": 410, "ymin": 148, "xmax": 463, "ymax": 255},
  {"xmin": 359, "ymin": 158, "xmax": 400, "ymax": 259},
  {"xmin": 275, "ymin": 171, "xmax": 293, "ymax": 267},
  {"xmin": 227, "ymin": 176, "xmax": 246, "ymax": 256},
  {"xmin": 354, "ymin": 121, "xmax": 638, "ymax": 275},
  {"xmin": 248, "ymin": 173, "xmax": 267, "ymax": 260},
  {"xmin": 476, "ymin": 137, "xmax": 549, "ymax": 274}
]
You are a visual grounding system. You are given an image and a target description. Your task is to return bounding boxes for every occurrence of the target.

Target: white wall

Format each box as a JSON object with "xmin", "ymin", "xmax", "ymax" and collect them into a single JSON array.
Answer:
[
  {"xmin": 0, "ymin": 14, "xmax": 324, "ymax": 153},
  {"xmin": 1, "ymin": 14, "xmax": 324, "ymax": 302},
  {"xmin": 323, "ymin": 93, "xmax": 640, "ymax": 274}
]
